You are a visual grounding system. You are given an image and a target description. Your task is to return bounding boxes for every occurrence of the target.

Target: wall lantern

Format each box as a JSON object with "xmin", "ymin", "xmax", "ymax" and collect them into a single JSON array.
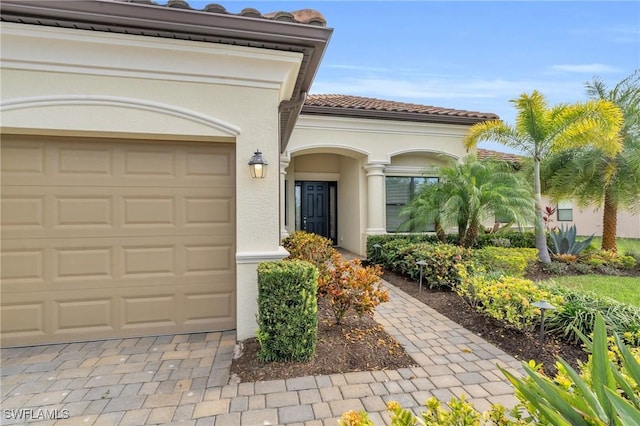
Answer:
[
  {"xmin": 248, "ymin": 149, "xmax": 268, "ymax": 179},
  {"xmin": 532, "ymin": 300, "xmax": 556, "ymax": 347}
]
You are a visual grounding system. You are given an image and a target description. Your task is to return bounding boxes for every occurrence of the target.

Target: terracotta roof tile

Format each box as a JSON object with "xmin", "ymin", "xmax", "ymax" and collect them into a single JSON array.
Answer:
[
  {"xmin": 119, "ymin": 0, "xmax": 327, "ymax": 26},
  {"xmin": 303, "ymin": 94, "xmax": 499, "ymax": 123},
  {"xmin": 476, "ymin": 148, "xmax": 523, "ymax": 163}
]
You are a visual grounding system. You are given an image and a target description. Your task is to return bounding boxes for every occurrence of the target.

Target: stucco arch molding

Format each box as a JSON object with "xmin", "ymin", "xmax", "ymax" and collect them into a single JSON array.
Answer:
[{"xmin": 1, "ymin": 95, "xmax": 241, "ymax": 139}]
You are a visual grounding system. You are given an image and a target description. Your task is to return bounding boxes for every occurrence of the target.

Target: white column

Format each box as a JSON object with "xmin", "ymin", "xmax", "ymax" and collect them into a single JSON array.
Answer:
[
  {"xmin": 280, "ymin": 157, "xmax": 290, "ymax": 240},
  {"xmin": 364, "ymin": 163, "xmax": 387, "ymax": 235}
]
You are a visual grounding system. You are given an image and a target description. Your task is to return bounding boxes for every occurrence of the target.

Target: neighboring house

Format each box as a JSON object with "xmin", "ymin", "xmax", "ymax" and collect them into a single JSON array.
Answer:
[
  {"xmin": 477, "ymin": 150, "xmax": 640, "ymax": 239},
  {"xmin": 0, "ymin": 0, "xmax": 331, "ymax": 346},
  {"xmin": 543, "ymin": 199, "xmax": 640, "ymax": 239}
]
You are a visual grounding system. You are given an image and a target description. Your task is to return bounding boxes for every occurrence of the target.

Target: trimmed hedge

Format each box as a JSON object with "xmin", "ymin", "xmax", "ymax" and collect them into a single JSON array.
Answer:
[
  {"xmin": 367, "ymin": 230, "xmax": 537, "ymax": 253},
  {"xmin": 256, "ymin": 260, "xmax": 319, "ymax": 362}
]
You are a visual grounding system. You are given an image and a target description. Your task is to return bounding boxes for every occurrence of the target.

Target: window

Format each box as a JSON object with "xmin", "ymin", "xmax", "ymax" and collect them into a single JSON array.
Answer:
[
  {"xmin": 385, "ymin": 176, "xmax": 438, "ymax": 232},
  {"xmin": 557, "ymin": 200, "xmax": 573, "ymax": 221}
]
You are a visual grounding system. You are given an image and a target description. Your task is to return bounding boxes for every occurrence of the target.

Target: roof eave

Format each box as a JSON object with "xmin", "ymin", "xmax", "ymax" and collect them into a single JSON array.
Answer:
[{"xmin": 301, "ymin": 105, "xmax": 497, "ymax": 126}]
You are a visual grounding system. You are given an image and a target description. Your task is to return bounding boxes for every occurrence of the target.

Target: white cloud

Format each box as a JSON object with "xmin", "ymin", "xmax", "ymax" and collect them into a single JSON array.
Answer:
[{"xmin": 551, "ymin": 64, "xmax": 620, "ymax": 73}]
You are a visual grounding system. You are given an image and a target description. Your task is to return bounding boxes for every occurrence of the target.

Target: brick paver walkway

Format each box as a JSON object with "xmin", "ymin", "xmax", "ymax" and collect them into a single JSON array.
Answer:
[{"xmin": 1, "ymin": 281, "xmax": 523, "ymax": 425}]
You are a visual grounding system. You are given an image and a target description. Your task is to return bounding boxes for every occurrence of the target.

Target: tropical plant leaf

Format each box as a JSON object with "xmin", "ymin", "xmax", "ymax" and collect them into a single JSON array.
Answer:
[
  {"xmin": 591, "ymin": 313, "xmax": 617, "ymax": 421},
  {"xmin": 556, "ymin": 358, "xmax": 607, "ymax": 421},
  {"xmin": 614, "ymin": 333, "xmax": 640, "ymax": 395},
  {"xmin": 604, "ymin": 387, "xmax": 640, "ymax": 426}
]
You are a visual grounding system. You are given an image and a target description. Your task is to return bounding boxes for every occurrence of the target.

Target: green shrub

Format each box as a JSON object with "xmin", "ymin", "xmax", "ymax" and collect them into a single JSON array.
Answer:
[
  {"xmin": 283, "ymin": 231, "xmax": 337, "ymax": 271},
  {"xmin": 472, "ymin": 247, "xmax": 538, "ymax": 277},
  {"xmin": 366, "ymin": 231, "xmax": 536, "ymax": 255},
  {"xmin": 476, "ymin": 230, "xmax": 537, "ymax": 249},
  {"xmin": 501, "ymin": 313, "xmax": 640, "ymax": 426},
  {"xmin": 581, "ymin": 250, "xmax": 638, "ymax": 270},
  {"xmin": 318, "ymin": 253, "xmax": 388, "ymax": 324},
  {"xmin": 256, "ymin": 260, "xmax": 318, "ymax": 362},
  {"xmin": 372, "ymin": 241, "xmax": 475, "ymax": 290},
  {"xmin": 456, "ymin": 274, "xmax": 562, "ymax": 332}
]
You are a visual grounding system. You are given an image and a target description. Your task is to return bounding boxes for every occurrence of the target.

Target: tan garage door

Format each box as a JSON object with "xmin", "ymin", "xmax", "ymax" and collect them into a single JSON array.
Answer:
[{"xmin": 1, "ymin": 135, "xmax": 236, "ymax": 347}]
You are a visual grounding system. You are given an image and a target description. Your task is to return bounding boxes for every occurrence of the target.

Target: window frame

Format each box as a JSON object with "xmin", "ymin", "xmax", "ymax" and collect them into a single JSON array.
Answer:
[
  {"xmin": 557, "ymin": 200, "xmax": 573, "ymax": 222},
  {"xmin": 385, "ymin": 175, "xmax": 438, "ymax": 233}
]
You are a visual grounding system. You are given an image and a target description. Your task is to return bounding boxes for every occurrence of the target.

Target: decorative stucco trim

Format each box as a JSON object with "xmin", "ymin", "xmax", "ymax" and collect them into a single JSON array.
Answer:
[
  {"xmin": 287, "ymin": 144, "xmax": 371, "ymax": 160},
  {"xmin": 236, "ymin": 247, "xmax": 290, "ymax": 264},
  {"xmin": 384, "ymin": 165, "xmax": 440, "ymax": 176},
  {"xmin": 389, "ymin": 148, "xmax": 460, "ymax": 158},
  {"xmin": 1, "ymin": 95, "xmax": 242, "ymax": 136}
]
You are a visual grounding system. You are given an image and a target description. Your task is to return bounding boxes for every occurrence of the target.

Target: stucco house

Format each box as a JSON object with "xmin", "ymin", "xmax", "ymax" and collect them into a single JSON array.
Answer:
[{"xmin": 7, "ymin": 1, "xmax": 633, "ymax": 349}]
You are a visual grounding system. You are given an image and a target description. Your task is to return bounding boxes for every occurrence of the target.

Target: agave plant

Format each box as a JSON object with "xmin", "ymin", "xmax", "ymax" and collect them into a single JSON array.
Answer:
[
  {"xmin": 501, "ymin": 312, "xmax": 640, "ymax": 426},
  {"xmin": 549, "ymin": 224, "xmax": 594, "ymax": 257}
]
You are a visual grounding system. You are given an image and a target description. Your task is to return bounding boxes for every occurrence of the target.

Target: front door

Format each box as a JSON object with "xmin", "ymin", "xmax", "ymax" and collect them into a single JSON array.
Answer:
[{"xmin": 299, "ymin": 181, "xmax": 337, "ymax": 244}]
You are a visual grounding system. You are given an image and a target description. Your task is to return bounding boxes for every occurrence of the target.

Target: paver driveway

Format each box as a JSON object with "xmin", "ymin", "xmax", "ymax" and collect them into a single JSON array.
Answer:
[{"xmin": 1, "ymin": 281, "xmax": 523, "ymax": 425}]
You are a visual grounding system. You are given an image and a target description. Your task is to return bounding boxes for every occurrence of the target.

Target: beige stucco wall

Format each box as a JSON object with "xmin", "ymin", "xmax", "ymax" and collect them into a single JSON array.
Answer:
[
  {"xmin": 285, "ymin": 114, "xmax": 471, "ymax": 255},
  {"xmin": 1, "ymin": 22, "xmax": 303, "ymax": 340},
  {"xmin": 542, "ymin": 198, "xmax": 640, "ymax": 239}
]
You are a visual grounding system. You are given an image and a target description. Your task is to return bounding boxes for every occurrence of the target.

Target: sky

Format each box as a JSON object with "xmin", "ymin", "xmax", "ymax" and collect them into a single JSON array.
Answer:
[{"xmin": 193, "ymin": 1, "xmax": 639, "ymax": 153}]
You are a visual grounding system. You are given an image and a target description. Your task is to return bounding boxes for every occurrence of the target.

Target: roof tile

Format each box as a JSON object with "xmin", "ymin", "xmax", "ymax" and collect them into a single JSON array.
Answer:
[
  {"xmin": 117, "ymin": 0, "xmax": 327, "ymax": 26},
  {"xmin": 476, "ymin": 148, "xmax": 523, "ymax": 163},
  {"xmin": 304, "ymin": 94, "xmax": 499, "ymax": 120}
]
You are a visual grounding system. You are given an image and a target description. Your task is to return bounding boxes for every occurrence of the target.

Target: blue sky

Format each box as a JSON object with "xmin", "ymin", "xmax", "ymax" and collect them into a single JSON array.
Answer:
[{"xmin": 197, "ymin": 1, "xmax": 639, "ymax": 153}]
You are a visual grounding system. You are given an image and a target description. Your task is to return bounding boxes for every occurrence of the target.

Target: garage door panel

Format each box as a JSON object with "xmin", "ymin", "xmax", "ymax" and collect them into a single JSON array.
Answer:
[
  {"xmin": 0, "ymin": 302, "xmax": 46, "ymax": 338},
  {"xmin": 0, "ymin": 141, "xmax": 45, "ymax": 175},
  {"xmin": 54, "ymin": 298, "xmax": 114, "ymax": 334},
  {"xmin": 1, "ymin": 136, "xmax": 236, "ymax": 346}
]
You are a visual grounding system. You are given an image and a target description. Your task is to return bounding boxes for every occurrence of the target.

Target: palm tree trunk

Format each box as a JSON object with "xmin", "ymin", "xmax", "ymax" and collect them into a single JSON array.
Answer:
[
  {"xmin": 601, "ymin": 188, "xmax": 618, "ymax": 252},
  {"xmin": 464, "ymin": 223, "xmax": 478, "ymax": 248},
  {"xmin": 534, "ymin": 159, "xmax": 552, "ymax": 263},
  {"xmin": 435, "ymin": 219, "xmax": 446, "ymax": 243}
]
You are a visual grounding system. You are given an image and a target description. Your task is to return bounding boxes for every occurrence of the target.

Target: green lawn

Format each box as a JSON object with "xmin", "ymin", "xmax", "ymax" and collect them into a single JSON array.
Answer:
[
  {"xmin": 587, "ymin": 237, "xmax": 640, "ymax": 256},
  {"xmin": 551, "ymin": 275, "xmax": 640, "ymax": 306}
]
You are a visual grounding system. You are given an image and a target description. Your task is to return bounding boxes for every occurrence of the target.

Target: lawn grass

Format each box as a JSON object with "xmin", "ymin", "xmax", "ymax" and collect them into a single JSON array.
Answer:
[
  {"xmin": 551, "ymin": 275, "xmax": 640, "ymax": 306},
  {"xmin": 587, "ymin": 237, "xmax": 640, "ymax": 256}
]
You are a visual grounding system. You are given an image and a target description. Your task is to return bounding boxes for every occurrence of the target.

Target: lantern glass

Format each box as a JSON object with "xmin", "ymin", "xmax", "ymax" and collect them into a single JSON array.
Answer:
[{"xmin": 248, "ymin": 150, "xmax": 268, "ymax": 179}]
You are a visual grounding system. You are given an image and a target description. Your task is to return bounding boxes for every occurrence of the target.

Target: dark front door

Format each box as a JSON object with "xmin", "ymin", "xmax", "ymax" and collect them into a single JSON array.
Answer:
[
  {"xmin": 297, "ymin": 181, "xmax": 337, "ymax": 244},
  {"xmin": 301, "ymin": 181, "xmax": 329, "ymax": 240}
]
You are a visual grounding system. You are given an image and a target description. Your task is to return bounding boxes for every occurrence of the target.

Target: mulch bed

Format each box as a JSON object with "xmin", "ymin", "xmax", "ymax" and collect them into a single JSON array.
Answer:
[
  {"xmin": 231, "ymin": 270, "xmax": 589, "ymax": 382},
  {"xmin": 230, "ymin": 297, "xmax": 417, "ymax": 382}
]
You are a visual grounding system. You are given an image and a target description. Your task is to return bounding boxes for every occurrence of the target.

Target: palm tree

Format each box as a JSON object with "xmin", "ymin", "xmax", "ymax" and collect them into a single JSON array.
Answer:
[
  {"xmin": 464, "ymin": 91, "xmax": 623, "ymax": 263},
  {"xmin": 542, "ymin": 71, "xmax": 640, "ymax": 252},
  {"xmin": 399, "ymin": 156, "xmax": 534, "ymax": 248}
]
